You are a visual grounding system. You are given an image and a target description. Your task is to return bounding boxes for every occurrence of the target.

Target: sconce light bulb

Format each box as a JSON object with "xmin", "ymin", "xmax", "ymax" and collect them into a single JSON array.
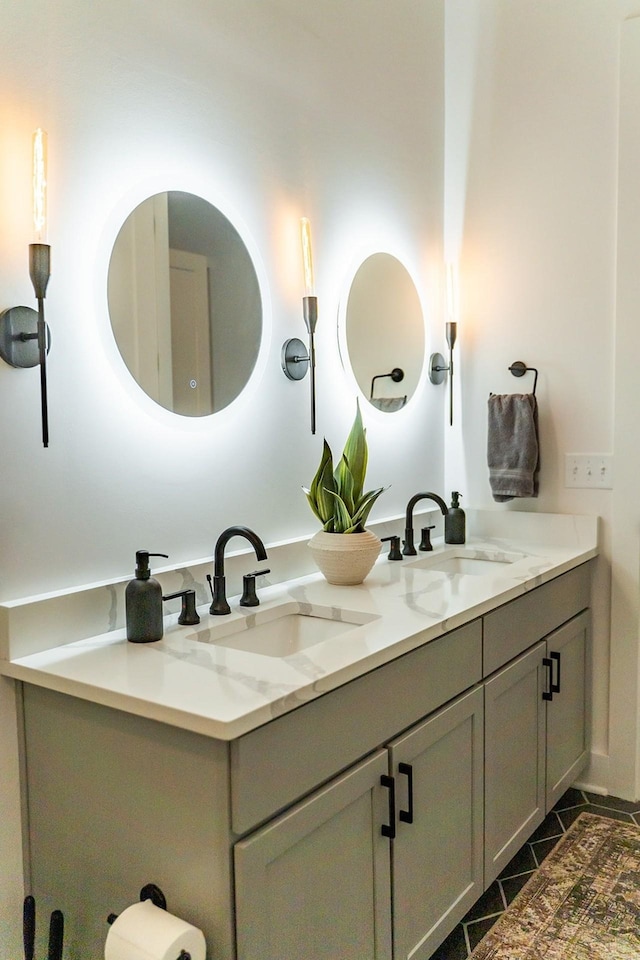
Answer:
[
  {"xmin": 300, "ymin": 217, "xmax": 315, "ymax": 297},
  {"xmin": 446, "ymin": 261, "xmax": 459, "ymax": 324},
  {"xmin": 33, "ymin": 128, "xmax": 48, "ymax": 243}
]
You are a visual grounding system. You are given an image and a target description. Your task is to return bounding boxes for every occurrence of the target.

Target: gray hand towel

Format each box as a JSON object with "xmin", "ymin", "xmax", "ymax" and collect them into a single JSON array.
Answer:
[
  {"xmin": 487, "ymin": 393, "xmax": 539, "ymax": 502},
  {"xmin": 370, "ymin": 397, "xmax": 407, "ymax": 412}
]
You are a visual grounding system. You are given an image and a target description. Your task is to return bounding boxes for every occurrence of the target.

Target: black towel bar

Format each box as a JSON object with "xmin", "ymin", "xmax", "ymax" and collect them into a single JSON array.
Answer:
[
  {"xmin": 370, "ymin": 367, "xmax": 404, "ymax": 399},
  {"xmin": 508, "ymin": 361, "xmax": 538, "ymax": 396}
]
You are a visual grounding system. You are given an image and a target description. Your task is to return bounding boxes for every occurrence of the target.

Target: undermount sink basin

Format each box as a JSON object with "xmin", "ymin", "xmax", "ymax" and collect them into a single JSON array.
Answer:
[
  {"xmin": 408, "ymin": 549, "xmax": 527, "ymax": 577},
  {"xmin": 193, "ymin": 602, "xmax": 378, "ymax": 658}
]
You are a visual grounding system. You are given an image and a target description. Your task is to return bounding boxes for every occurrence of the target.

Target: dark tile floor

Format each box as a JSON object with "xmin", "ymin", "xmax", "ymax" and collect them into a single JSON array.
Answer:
[{"xmin": 428, "ymin": 788, "xmax": 640, "ymax": 960}]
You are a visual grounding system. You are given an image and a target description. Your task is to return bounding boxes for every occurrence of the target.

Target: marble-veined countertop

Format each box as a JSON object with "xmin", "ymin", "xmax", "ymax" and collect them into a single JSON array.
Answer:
[{"xmin": 0, "ymin": 511, "xmax": 598, "ymax": 740}]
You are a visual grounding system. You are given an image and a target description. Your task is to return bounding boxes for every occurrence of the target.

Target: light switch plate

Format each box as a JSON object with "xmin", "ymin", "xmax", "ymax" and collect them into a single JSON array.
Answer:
[{"xmin": 564, "ymin": 453, "xmax": 613, "ymax": 489}]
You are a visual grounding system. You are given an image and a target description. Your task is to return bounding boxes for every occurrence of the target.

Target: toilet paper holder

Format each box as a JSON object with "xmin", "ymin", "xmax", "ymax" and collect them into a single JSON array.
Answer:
[{"xmin": 107, "ymin": 884, "xmax": 191, "ymax": 960}]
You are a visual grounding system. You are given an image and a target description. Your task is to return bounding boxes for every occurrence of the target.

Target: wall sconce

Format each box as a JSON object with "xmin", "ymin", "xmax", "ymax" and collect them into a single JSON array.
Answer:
[
  {"xmin": 0, "ymin": 129, "xmax": 52, "ymax": 447},
  {"xmin": 281, "ymin": 217, "xmax": 318, "ymax": 434},
  {"xmin": 429, "ymin": 262, "xmax": 458, "ymax": 426}
]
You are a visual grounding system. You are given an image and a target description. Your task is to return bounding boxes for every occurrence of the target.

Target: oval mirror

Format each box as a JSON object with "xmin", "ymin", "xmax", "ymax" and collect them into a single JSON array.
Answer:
[
  {"xmin": 108, "ymin": 191, "xmax": 262, "ymax": 417},
  {"xmin": 340, "ymin": 253, "xmax": 425, "ymax": 412}
]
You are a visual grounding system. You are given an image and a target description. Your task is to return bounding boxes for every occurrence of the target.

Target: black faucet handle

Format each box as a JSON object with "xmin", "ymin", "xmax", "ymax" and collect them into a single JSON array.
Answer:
[
  {"xmin": 419, "ymin": 525, "xmax": 436, "ymax": 552},
  {"xmin": 162, "ymin": 589, "xmax": 201, "ymax": 625},
  {"xmin": 402, "ymin": 529, "xmax": 417, "ymax": 556},
  {"xmin": 240, "ymin": 569, "xmax": 271, "ymax": 607},
  {"xmin": 381, "ymin": 536, "xmax": 403, "ymax": 561}
]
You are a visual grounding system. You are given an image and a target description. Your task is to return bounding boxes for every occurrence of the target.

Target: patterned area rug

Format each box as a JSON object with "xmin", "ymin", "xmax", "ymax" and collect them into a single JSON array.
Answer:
[{"xmin": 471, "ymin": 813, "xmax": 640, "ymax": 959}]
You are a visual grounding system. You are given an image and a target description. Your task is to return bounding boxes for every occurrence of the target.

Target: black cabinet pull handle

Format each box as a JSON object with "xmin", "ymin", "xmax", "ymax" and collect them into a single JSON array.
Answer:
[
  {"xmin": 398, "ymin": 762, "xmax": 414, "ymax": 824},
  {"xmin": 550, "ymin": 651, "xmax": 561, "ymax": 693},
  {"xmin": 380, "ymin": 774, "xmax": 396, "ymax": 839},
  {"xmin": 542, "ymin": 657, "xmax": 553, "ymax": 701}
]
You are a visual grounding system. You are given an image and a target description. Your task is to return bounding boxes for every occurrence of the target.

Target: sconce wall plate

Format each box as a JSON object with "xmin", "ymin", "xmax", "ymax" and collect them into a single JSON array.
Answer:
[
  {"xmin": 281, "ymin": 337, "xmax": 309, "ymax": 381},
  {"xmin": 428, "ymin": 353, "xmax": 447, "ymax": 385},
  {"xmin": 0, "ymin": 306, "xmax": 50, "ymax": 368}
]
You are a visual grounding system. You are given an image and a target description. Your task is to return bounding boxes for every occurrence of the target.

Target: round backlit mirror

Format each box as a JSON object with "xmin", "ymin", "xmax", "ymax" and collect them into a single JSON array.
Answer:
[
  {"xmin": 108, "ymin": 191, "xmax": 262, "ymax": 416},
  {"xmin": 339, "ymin": 253, "xmax": 425, "ymax": 412}
]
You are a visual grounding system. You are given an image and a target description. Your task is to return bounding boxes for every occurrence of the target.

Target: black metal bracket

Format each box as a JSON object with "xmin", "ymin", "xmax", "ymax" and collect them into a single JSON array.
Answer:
[
  {"xmin": 370, "ymin": 367, "xmax": 404, "ymax": 399},
  {"xmin": 509, "ymin": 361, "xmax": 538, "ymax": 396},
  {"xmin": 139, "ymin": 883, "xmax": 167, "ymax": 909},
  {"xmin": 106, "ymin": 885, "xmax": 192, "ymax": 958}
]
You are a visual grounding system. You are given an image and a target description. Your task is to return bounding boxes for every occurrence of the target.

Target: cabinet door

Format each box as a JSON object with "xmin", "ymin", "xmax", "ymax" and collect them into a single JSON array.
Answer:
[
  {"xmin": 545, "ymin": 611, "xmax": 590, "ymax": 810},
  {"xmin": 484, "ymin": 641, "xmax": 546, "ymax": 885},
  {"xmin": 389, "ymin": 686, "xmax": 484, "ymax": 960},
  {"xmin": 234, "ymin": 750, "xmax": 392, "ymax": 960}
]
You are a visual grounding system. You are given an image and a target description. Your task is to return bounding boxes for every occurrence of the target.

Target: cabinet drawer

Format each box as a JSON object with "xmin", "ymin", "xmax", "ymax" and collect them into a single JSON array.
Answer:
[
  {"xmin": 483, "ymin": 563, "xmax": 591, "ymax": 676},
  {"xmin": 230, "ymin": 619, "xmax": 482, "ymax": 835}
]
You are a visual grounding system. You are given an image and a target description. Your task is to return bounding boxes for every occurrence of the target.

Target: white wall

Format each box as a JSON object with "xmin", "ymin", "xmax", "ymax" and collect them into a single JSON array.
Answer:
[
  {"xmin": 0, "ymin": 0, "xmax": 444, "ymax": 948},
  {"xmin": 611, "ymin": 12, "xmax": 640, "ymax": 800},
  {"xmin": 444, "ymin": 0, "xmax": 640, "ymax": 803}
]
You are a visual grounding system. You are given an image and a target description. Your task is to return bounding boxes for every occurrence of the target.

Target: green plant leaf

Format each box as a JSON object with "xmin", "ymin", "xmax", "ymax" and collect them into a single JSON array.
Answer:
[
  {"xmin": 352, "ymin": 486, "xmax": 387, "ymax": 530},
  {"xmin": 333, "ymin": 454, "xmax": 355, "ymax": 516},
  {"xmin": 342, "ymin": 400, "xmax": 367, "ymax": 504},
  {"xmin": 303, "ymin": 487, "xmax": 324, "ymax": 524},
  {"xmin": 316, "ymin": 454, "xmax": 337, "ymax": 523},
  {"xmin": 309, "ymin": 440, "xmax": 332, "ymax": 500},
  {"xmin": 306, "ymin": 440, "xmax": 335, "ymax": 524},
  {"xmin": 326, "ymin": 489, "xmax": 354, "ymax": 534}
]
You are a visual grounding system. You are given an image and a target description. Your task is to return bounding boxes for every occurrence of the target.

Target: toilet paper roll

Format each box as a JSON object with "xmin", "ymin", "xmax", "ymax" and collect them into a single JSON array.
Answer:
[{"xmin": 105, "ymin": 899, "xmax": 206, "ymax": 960}]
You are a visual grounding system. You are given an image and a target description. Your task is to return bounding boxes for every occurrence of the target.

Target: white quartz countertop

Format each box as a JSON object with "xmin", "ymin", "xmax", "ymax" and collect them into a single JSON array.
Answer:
[{"xmin": 1, "ymin": 512, "xmax": 598, "ymax": 740}]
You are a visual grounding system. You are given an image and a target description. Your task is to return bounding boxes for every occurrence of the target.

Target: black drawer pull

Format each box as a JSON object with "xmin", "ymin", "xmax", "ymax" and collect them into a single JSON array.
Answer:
[
  {"xmin": 543, "ymin": 657, "xmax": 553, "ymax": 701},
  {"xmin": 550, "ymin": 651, "xmax": 561, "ymax": 694},
  {"xmin": 398, "ymin": 762, "xmax": 414, "ymax": 824},
  {"xmin": 380, "ymin": 774, "xmax": 396, "ymax": 839}
]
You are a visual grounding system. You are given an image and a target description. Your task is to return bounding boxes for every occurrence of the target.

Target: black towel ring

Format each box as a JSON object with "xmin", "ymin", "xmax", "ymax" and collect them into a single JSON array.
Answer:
[
  {"xmin": 370, "ymin": 367, "xmax": 404, "ymax": 399},
  {"xmin": 509, "ymin": 361, "xmax": 538, "ymax": 396}
]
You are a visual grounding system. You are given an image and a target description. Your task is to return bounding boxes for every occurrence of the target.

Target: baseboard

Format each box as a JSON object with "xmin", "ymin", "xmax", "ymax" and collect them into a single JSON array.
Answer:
[{"xmin": 573, "ymin": 750, "xmax": 610, "ymax": 796}]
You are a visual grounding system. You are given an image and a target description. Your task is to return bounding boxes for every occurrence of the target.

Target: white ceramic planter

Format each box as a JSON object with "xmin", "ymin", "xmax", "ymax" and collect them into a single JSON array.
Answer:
[{"xmin": 307, "ymin": 529, "xmax": 382, "ymax": 585}]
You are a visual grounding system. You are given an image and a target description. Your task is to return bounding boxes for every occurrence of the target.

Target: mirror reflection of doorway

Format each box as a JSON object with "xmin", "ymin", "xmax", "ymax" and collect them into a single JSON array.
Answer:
[
  {"xmin": 108, "ymin": 191, "xmax": 262, "ymax": 417},
  {"xmin": 169, "ymin": 249, "xmax": 212, "ymax": 416}
]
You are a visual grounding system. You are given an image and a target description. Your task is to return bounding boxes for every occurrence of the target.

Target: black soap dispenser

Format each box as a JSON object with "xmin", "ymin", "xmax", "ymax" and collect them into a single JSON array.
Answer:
[
  {"xmin": 445, "ymin": 492, "xmax": 466, "ymax": 545},
  {"xmin": 126, "ymin": 550, "xmax": 169, "ymax": 643}
]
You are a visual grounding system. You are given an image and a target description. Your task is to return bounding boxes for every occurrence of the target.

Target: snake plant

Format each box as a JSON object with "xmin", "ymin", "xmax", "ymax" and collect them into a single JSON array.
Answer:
[{"xmin": 303, "ymin": 402, "xmax": 386, "ymax": 534}]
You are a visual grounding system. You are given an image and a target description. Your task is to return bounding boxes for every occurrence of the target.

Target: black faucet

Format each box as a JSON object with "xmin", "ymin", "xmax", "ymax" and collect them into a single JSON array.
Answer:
[
  {"xmin": 403, "ymin": 492, "xmax": 448, "ymax": 556},
  {"xmin": 210, "ymin": 525, "xmax": 269, "ymax": 615}
]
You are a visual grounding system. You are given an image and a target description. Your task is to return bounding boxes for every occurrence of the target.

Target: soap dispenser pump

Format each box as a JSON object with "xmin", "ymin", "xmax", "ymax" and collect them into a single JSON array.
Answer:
[
  {"xmin": 126, "ymin": 550, "xmax": 168, "ymax": 643},
  {"xmin": 445, "ymin": 492, "xmax": 466, "ymax": 545}
]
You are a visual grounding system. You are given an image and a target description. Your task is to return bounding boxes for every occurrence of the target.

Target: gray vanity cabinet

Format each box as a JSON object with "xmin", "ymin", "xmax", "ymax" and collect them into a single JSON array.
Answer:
[
  {"xmin": 484, "ymin": 641, "xmax": 547, "ymax": 883},
  {"xmin": 483, "ymin": 571, "xmax": 591, "ymax": 885},
  {"xmin": 16, "ymin": 563, "xmax": 591, "ymax": 960},
  {"xmin": 234, "ymin": 684, "xmax": 484, "ymax": 960},
  {"xmin": 545, "ymin": 611, "xmax": 590, "ymax": 810},
  {"xmin": 389, "ymin": 685, "xmax": 484, "ymax": 960},
  {"xmin": 234, "ymin": 751, "xmax": 393, "ymax": 960}
]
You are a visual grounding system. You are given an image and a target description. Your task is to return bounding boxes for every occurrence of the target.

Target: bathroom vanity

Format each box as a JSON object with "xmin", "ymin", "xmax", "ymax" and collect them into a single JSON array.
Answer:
[{"xmin": 1, "ymin": 512, "xmax": 596, "ymax": 960}]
